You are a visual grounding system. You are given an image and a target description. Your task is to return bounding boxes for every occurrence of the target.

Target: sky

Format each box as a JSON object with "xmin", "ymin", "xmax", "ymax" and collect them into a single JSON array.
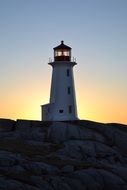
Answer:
[{"xmin": 0, "ymin": 0, "xmax": 127, "ymax": 124}]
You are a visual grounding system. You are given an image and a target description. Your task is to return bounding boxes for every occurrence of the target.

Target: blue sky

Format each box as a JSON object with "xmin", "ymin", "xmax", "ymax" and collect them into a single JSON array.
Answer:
[{"xmin": 0, "ymin": 0, "xmax": 127, "ymax": 124}]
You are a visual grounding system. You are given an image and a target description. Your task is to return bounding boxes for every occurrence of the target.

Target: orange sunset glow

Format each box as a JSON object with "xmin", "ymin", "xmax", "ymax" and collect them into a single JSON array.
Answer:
[{"xmin": 0, "ymin": 0, "xmax": 127, "ymax": 124}]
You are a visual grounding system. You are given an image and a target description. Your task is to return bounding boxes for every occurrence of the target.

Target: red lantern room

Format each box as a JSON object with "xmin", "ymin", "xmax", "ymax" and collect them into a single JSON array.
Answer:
[{"xmin": 54, "ymin": 40, "xmax": 71, "ymax": 61}]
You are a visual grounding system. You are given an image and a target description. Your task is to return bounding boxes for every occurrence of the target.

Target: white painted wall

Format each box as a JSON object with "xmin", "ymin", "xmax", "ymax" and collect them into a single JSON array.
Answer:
[{"xmin": 42, "ymin": 61, "xmax": 78, "ymax": 121}]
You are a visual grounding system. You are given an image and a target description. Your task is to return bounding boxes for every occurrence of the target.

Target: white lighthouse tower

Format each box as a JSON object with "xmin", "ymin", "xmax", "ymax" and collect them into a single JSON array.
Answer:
[{"xmin": 41, "ymin": 41, "xmax": 78, "ymax": 121}]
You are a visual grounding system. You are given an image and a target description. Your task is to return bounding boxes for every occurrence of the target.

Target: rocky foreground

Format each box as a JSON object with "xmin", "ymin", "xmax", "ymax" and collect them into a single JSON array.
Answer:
[{"xmin": 0, "ymin": 119, "xmax": 127, "ymax": 190}]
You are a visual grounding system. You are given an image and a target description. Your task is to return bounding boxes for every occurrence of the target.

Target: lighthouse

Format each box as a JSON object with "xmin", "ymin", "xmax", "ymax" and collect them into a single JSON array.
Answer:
[{"xmin": 41, "ymin": 41, "xmax": 78, "ymax": 121}]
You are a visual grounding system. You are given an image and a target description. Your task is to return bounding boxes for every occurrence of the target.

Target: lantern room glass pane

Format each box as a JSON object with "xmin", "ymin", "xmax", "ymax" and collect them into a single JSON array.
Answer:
[
  {"xmin": 55, "ymin": 50, "xmax": 70, "ymax": 57},
  {"xmin": 63, "ymin": 51, "xmax": 69, "ymax": 56},
  {"xmin": 57, "ymin": 51, "xmax": 62, "ymax": 56}
]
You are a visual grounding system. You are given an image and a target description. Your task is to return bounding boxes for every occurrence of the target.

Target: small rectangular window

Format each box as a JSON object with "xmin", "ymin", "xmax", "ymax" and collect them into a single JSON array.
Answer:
[
  {"xmin": 59, "ymin": 110, "xmax": 63, "ymax": 113},
  {"xmin": 68, "ymin": 87, "xmax": 71, "ymax": 94},
  {"xmin": 66, "ymin": 69, "xmax": 70, "ymax": 76},
  {"xmin": 69, "ymin": 106, "xmax": 72, "ymax": 113}
]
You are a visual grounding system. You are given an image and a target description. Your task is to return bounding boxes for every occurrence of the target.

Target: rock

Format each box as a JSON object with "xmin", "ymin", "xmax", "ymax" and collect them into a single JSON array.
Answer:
[
  {"xmin": 61, "ymin": 165, "xmax": 74, "ymax": 173},
  {"xmin": 61, "ymin": 176, "xmax": 85, "ymax": 190},
  {"xmin": 56, "ymin": 140, "xmax": 122, "ymax": 165},
  {"xmin": 0, "ymin": 120, "xmax": 127, "ymax": 189},
  {"xmin": 110, "ymin": 166, "xmax": 127, "ymax": 183},
  {"xmin": 71, "ymin": 168, "xmax": 125, "ymax": 190},
  {"xmin": 0, "ymin": 131, "xmax": 17, "ymax": 140},
  {"xmin": 8, "ymin": 165, "xmax": 26, "ymax": 175},
  {"xmin": 26, "ymin": 140, "xmax": 45, "ymax": 146},
  {"xmin": 16, "ymin": 120, "xmax": 46, "ymax": 141},
  {"xmin": 0, "ymin": 119, "xmax": 15, "ymax": 132},
  {"xmin": 48, "ymin": 122, "xmax": 106, "ymax": 143},
  {"xmin": 0, "ymin": 153, "xmax": 16, "ymax": 167},
  {"xmin": 49, "ymin": 176, "xmax": 72, "ymax": 190},
  {"xmin": 31, "ymin": 176, "xmax": 53, "ymax": 189},
  {"xmin": 21, "ymin": 161, "xmax": 59, "ymax": 175},
  {"xmin": 113, "ymin": 129, "xmax": 127, "ymax": 154},
  {"xmin": 69, "ymin": 169, "xmax": 101, "ymax": 190},
  {"xmin": 98, "ymin": 169, "xmax": 127, "ymax": 190},
  {"xmin": 0, "ymin": 176, "xmax": 39, "ymax": 190}
]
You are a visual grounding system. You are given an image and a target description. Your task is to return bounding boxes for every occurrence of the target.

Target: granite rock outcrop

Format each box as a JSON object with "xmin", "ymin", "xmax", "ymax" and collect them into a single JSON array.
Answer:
[{"xmin": 0, "ymin": 118, "xmax": 127, "ymax": 189}]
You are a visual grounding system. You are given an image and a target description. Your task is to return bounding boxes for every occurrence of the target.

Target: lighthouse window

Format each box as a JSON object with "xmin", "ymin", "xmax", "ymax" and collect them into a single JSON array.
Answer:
[
  {"xmin": 68, "ymin": 87, "xmax": 71, "ymax": 94},
  {"xmin": 63, "ymin": 51, "xmax": 69, "ymax": 56},
  {"xmin": 66, "ymin": 69, "xmax": 70, "ymax": 76},
  {"xmin": 55, "ymin": 51, "xmax": 62, "ymax": 56},
  {"xmin": 69, "ymin": 106, "xmax": 72, "ymax": 113},
  {"xmin": 57, "ymin": 51, "xmax": 62, "ymax": 56},
  {"xmin": 59, "ymin": 109, "xmax": 63, "ymax": 113}
]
